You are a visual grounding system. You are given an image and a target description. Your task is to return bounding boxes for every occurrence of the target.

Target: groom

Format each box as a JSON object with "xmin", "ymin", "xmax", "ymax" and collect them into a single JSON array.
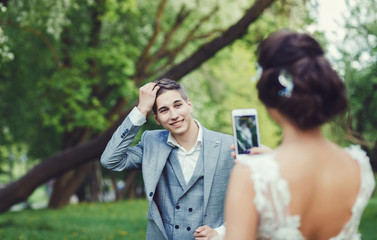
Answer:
[{"xmin": 100, "ymin": 78, "xmax": 234, "ymax": 240}]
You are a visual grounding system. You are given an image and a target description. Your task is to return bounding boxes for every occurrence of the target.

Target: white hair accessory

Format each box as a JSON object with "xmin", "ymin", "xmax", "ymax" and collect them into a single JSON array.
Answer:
[{"xmin": 278, "ymin": 70, "xmax": 294, "ymax": 97}]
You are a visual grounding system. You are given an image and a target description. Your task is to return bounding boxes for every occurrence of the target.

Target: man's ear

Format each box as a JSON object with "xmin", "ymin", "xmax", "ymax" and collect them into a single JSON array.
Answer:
[
  {"xmin": 153, "ymin": 112, "xmax": 161, "ymax": 125},
  {"xmin": 187, "ymin": 98, "xmax": 193, "ymax": 113}
]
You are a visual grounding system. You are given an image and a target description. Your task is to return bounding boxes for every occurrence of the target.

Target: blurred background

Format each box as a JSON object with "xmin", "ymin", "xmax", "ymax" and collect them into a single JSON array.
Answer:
[{"xmin": 0, "ymin": 0, "xmax": 376, "ymax": 239}]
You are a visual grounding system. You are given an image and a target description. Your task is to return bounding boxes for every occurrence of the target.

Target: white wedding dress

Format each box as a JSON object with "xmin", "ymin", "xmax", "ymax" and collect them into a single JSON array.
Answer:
[{"xmin": 236, "ymin": 145, "xmax": 375, "ymax": 240}]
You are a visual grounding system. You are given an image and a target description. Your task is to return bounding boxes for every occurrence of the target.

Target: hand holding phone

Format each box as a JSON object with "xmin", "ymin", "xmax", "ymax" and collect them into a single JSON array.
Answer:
[{"xmin": 232, "ymin": 108, "xmax": 261, "ymax": 159}]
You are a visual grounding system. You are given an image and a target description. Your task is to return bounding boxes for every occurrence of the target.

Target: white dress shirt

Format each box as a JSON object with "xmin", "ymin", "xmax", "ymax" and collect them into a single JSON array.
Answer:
[{"xmin": 166, "ymin": 120, "xmax": 202, "ymax": 184}]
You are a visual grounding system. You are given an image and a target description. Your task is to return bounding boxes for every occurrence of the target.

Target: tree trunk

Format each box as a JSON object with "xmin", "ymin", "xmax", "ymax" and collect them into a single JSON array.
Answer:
[
  {"xmin": 47, "ymin": 0, "xmax": 106, "ymax": 207},
  {"xmin": 48, "ymin": 162, "xmax": 91, "ymax": 208},
  {"xmin": 109, "ymin": 172, "xmax": 120, "ymax": 201},
  {"xmin": 89, "ymin": 161, "xmax": 103, "ymax": 202},
  {"xmin": 0, "ymin": 0, "xmax": 276, "ymax": 213},
  {"xmin": 119, "ymin": 170, "xmax": 138, "ymax": 200}
]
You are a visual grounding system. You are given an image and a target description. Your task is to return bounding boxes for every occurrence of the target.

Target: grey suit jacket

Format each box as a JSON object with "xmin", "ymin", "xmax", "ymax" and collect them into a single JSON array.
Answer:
[{"xmin": 100, "ymin": 116, "xmax": 234, "ymax": 239}]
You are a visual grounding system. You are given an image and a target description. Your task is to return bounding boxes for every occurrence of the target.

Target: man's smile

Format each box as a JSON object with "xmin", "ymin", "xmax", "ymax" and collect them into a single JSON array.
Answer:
[{"xmin": 170, "ymin": 119, "xmax": 184, "ymax": 127}]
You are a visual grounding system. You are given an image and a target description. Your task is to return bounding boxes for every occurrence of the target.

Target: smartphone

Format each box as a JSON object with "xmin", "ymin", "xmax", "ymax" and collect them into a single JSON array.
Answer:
[{"xmin": 232, "ymin": 108, "xmax": 260, "ymax": 159}]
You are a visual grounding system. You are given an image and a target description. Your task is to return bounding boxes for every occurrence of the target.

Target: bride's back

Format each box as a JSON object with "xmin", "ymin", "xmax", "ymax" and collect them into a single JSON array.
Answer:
[{"xmin": 278, "ymin": 142, "xmax": 361, "ymax": 239}]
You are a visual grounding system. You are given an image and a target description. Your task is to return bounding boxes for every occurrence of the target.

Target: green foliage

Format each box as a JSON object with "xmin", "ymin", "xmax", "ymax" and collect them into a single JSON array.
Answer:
[
  {"xmin": 241, "ymin": 0, "xmax": 315, "ymax": 47},
  {"xmin": 0, "ymin": 12, "xmax": 14, "ymax": 65},
  {"xmin": 330, "ymin": 0, "xmax": 377, "ymax": 168},
  {"xmin": 0, "ymin": 0, "xmax": 142, "ymax": 160},
  {"xmin": 7, "ymin": 0, "xmax": 72, "ymax": 39},
  {"xmin": 181, "ymin": 0, "xmax": 316, "ymax": 149},
  {"xmin": 0, "ymin": 127, "xmax": 30, "ymax": 184},
  {"xmin": 38, "ymin": 68, "xmax": 109, "ymax": 132},
  {"xmin": 182, "ymin": 41, "xmax": 281, "ymax": 148},
  {"xmin": 359, "ymin": 176, "xmax": 377, "ymax": 240}
]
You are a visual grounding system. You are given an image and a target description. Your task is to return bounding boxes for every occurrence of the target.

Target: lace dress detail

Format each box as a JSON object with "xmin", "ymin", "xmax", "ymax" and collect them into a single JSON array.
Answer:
[{"xmin": 239, "ymin": 145, "xmax": 375, "ymax": 240}]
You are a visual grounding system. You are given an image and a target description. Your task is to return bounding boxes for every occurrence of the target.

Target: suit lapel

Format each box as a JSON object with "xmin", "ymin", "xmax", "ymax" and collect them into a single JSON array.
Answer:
[
  {"xmin": 169, "ymin": 148, "xmax": 187, "ymax": 189},
  {"xmin": 144, "ymin": 132, "xmax": 173, "ymax": 192},
  {"xmin": 144, "ymin": 131, "xmax": 172, "ymax": 240},
  {"xmin": 202, "ymin": 128, "xmax": 221, "ymax": 212}
]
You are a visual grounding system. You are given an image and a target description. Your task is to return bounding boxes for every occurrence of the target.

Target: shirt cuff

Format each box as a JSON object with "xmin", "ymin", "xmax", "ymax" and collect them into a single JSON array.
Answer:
[
  {"xmin": 215, "ymin": 225, "xmax": 226, "ymax": 238},
  {"xmin": 128, "ymin": 107, "xmax": 147, "ymax": 126}
]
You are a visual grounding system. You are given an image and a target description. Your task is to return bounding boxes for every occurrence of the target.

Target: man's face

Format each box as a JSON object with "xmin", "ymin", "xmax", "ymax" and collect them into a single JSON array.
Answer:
[{"xmin": 153, "ymin": 90, "xmax": 193, "ymax": 137}]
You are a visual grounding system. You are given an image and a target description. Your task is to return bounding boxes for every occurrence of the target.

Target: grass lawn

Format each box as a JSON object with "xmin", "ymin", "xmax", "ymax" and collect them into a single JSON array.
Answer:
[
  {"xmin": 0, "ymin": 200, "xmax": 149, "ymax": 240},
  {"xmin": 360, "ymin": 192, "xmax": 377, "ymax": 240},
  {"xmin": 0, "ymin": 192, "xmax": 376, "ymax": 240}
]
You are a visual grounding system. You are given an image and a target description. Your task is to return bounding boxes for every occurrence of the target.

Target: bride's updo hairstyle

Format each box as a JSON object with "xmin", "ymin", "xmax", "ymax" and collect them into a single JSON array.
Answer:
[{"xmin": 256, "ymin": 30, "xmax": 348, "ymax": 130}]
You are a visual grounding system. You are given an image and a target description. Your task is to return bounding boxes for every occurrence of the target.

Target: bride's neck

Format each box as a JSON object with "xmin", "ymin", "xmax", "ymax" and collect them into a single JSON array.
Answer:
[{"xmin": 281, "ymin": 122, "xmax": 325, "ymax": 146}]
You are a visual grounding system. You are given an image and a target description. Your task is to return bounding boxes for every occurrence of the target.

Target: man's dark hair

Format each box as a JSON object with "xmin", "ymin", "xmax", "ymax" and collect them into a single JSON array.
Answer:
[{"xmin": 152, "ymin": 78, "xmax": 188, "ymax": 115}]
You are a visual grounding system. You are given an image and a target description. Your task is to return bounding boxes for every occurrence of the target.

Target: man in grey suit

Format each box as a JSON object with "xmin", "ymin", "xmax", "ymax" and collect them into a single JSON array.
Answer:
[{"xmin": 100, "ymin": 78, "xmax": 234, "ymax": 240}]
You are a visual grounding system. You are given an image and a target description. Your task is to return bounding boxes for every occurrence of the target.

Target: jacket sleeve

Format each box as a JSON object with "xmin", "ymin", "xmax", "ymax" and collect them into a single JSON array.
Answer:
[{"xmin": 100, "ymin": 116, "xmax": 146, "ymax": 171}]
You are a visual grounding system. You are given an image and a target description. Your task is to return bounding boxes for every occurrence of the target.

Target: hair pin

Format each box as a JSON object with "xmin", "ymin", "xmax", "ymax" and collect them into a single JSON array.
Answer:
[
  {"xmin": 250, "ymin": 64, "xmax": 263, "ymax": 82},
  {"xmin": 278, "ymin": 69, "xmax": 294, "ymax": 97}
]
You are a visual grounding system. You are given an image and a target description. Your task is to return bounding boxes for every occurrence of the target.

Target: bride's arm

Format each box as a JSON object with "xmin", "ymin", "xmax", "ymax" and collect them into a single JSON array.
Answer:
[{"xmin": 224, "ymin": 164, "xmax": 258, "ymax": 240}]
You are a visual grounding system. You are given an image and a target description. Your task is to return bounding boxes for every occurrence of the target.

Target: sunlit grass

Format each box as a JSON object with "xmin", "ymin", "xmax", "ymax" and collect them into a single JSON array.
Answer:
[{"xmin": 0, "ymin": 199, "xmax": 148, "ymax": 240}]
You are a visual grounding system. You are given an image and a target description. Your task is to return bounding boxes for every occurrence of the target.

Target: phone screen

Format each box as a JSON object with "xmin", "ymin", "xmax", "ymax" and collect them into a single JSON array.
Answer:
[{"xmin": 234, "ymin": 114, "xmax": 259, "ymax": 154}]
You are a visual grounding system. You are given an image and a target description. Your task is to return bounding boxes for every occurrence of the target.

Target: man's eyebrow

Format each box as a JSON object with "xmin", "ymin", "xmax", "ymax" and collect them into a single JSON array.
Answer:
[
  {"xmin": 157, "ymin": 99, "xmax": 183, "ymax": 112},
  {"xmin": 173, "ymin": 100, "xmax": 183, "ymax": 104},
  {"xmin": 158, "ymin": 106, "xmax": 167, "ymax": 112}
]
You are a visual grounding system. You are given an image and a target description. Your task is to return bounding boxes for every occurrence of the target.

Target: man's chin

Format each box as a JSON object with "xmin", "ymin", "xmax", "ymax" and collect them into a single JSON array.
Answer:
[{"xmin": 170, "ymin": 127, "xmax": 187, "ymax": 136}]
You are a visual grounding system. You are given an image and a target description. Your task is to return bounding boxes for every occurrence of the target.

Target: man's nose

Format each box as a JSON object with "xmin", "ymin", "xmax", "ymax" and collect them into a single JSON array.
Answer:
[{"xmin": 170, "ymin": 109, "xmax": 179, "ymax": 119}]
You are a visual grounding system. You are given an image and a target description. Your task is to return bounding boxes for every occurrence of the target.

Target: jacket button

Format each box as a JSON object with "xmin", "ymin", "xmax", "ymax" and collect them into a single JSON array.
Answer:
[
  {"xmin": 186, "ymin": 227, "xmax": 191, "ymax": 231},
  {"xmin": 149, "ymin": 192, "xmax": 153, "ymax": 197},
  {"xmin": 176, "ymin": 205, "xmax": 180, "ymax": 210},
  {"xmin": 188, "ymin": 208, "xmax": 193, "ymax": 212},
  {"xmin": 175, "ymin": 225, "xmax": 179, "ymax": 229},
  {"xmin": 121, "ymin": 133, "xmax": 125, "ymax": 138}
]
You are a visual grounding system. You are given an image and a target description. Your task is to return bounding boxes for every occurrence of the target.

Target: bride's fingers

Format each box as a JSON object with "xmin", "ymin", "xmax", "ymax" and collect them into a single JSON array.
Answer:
[{"xmin": 249, "ymin": 145, "xmax": 273, "ymax": 155}]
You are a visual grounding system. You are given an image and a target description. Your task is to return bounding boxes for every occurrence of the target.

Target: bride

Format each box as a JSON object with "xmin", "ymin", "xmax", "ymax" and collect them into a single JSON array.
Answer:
[{"xmin": 224, "ymin": 30, "xmax": 375, "ymax": 240}]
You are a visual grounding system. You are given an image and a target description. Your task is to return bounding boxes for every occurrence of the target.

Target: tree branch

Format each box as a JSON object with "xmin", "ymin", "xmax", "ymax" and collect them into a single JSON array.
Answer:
[
  {"xmin": 158, "ymin": 0, "xmax": 277, "ymax": 80},
  {"xmin": 154, "ymin": 5, "xmax": 192, "ymax": 60},
  {"xmin": 144, "ymin": 5, "xmax": 220, "ymax": 78},
  {"xmin": 135, "ymin": 0, "xmax": 167, "ymax": 82}
]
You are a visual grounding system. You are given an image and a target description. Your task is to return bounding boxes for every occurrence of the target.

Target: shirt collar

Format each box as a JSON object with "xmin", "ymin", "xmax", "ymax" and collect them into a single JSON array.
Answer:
[{"xmin": 167, "ymin": 119, "xmax": 203, "ymax": 152}]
